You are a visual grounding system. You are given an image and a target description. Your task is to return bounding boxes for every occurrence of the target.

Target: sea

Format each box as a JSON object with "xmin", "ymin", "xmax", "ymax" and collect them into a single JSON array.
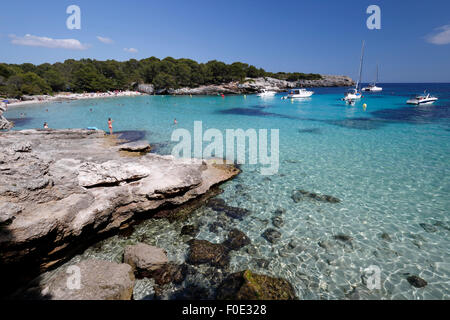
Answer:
[{"xmin": 5, "ymin": 83, "xmax": 450, "ymax": 299}]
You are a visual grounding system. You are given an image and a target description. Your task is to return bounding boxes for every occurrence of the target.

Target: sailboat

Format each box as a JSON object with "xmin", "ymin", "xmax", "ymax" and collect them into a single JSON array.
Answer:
[
  {"xmin": 362, "ymin": 65, "xmax": 382, "ymax": 92},
  {"xmin": 343, "ymin": 41, "xmax": 365, "ymax": 101}
]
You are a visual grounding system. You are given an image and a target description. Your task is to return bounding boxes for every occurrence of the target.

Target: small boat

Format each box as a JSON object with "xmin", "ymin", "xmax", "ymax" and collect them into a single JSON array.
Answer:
[
  {"xmin": 282, "ymin": 88, "xmax": 314, "ymax": 99},
  {"xmin": 343, "ymin": 88, "xmax": 362, "ymax": 101},
  {"xmin": 343, "ymin": 41, "xmax": 365, "ymax": 101},
  {"xmin": 406, "ymin": 91, "xmax": 438, "ymax": 105},
  {"xmin": 362, "ymin": 65, "xmax": 382, "ymax": 92},
  {"xmin": 257, "ymin": 89, "xmax": 277, "ymax": 97}
]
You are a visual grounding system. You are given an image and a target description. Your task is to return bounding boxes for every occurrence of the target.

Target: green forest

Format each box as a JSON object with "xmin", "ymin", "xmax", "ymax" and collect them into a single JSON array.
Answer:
[{"xmin": 0, "ymin": 57, "xmax": 322, "ymax": 98}]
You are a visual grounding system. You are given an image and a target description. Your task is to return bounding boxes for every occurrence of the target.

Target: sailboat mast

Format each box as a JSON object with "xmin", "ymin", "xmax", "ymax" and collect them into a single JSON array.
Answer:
[
  {"xmin": 356, "ymin": 40, "xmax": 365, "ymax": 91},
  {"xmin": 375, "ymin": 64, "xmax": 378, "ymax": 85}
]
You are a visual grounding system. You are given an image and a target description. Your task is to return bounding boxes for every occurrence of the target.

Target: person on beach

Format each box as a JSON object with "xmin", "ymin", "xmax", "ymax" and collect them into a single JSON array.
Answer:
[
  {"xmin": 108, "ymin": 118, "xmax": 114, "ymax": 135},
  {"xmin": 43, "ymin": 122, "xmax": 48, "ymax": 129}
]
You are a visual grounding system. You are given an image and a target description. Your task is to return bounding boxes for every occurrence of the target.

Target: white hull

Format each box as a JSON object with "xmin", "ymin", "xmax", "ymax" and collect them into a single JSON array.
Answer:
[
  {"xmin": 362, "ymin": 86, "xmax": 382, "ymax": 92},
  {"xmin": 406, "ymin": 93, "xmax": 438, "ymax": 105},
  {"xmin": 257, "ymin": 89, "xmax": 276, "ymax": 97},
  {"xmin": 282, "ymin": 89, "xmax": 314, "ymax": 99},
  {"xmin": 288, "ymin": 92, "xmax": 313, "ymax": 98},
  {"xmin": 406, "ymin": 98, "xmax": 437, "ymax": 105},
  {"xmin": 343, "ymin": 92, "xmax": 362, "ymax": 101}
]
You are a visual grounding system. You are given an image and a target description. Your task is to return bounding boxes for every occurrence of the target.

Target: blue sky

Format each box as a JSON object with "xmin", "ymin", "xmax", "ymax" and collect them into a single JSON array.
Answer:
[{"xmin": 0, "ymin": 0, "xmax": 449, "ymax": 82}]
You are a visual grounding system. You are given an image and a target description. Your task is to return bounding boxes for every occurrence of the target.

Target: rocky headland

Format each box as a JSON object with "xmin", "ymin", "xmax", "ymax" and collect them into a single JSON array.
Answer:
[{"xmin": 137, "ymin": 75, "xmax": 355, "ymax": 95}]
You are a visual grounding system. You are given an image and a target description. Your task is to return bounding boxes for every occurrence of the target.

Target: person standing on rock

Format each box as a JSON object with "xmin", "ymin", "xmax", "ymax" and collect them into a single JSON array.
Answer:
[
  {"xmin": 108, "ymin": 118, "xmax": 114, "ymax": 135},
  {"xmin": 43, "ymin": 122, "xmax": 49, "ymax": 129}
]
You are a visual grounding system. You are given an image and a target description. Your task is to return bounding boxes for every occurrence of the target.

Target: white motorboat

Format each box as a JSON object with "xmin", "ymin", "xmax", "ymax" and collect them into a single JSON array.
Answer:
[
  {"xmin": 406, "ymin": 91, "xmax": 438, "ymax": 105},
  {"xmin": 362, "ymin": 65, "xmax": 382, "ymax": 92},
  {"xmin": 282, "ymin": 88, "xmax": 314, "ymax": 99},
  {"xmin": 257, "ymin": 89, "xmax": 277, "ymax": 97},
  {"xmin": 343, "ymin": 41, "xmax": 365, "ymax": 101}
]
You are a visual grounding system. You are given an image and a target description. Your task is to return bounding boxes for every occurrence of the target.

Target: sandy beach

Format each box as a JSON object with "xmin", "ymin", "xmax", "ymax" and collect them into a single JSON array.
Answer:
[{"xmin": 4, "ymin": 90, "xmax": 144, "ymax": 108}]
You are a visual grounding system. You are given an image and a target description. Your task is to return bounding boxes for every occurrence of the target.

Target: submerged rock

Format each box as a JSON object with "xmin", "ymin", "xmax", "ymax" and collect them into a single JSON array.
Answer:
[
  {"xmin": 419, "ymin": 223, "xmax": 437, "ymax": 233},
  {"xmin": 150, "ymin": 263, "xmax": 188, "ymax": 286},
  {"xmin": 262, "ymin": 228, "xmax": 282, "ymax": 244},
  {"xmin": 206, "ymin": 198, "xmax": 250, "ymax": 220},
  {"xmin": 180, "ymin": 224, "xmax": 200, "ymax": 237},
  {"xmin": 216, "ymin": 270, "xmax": 297, "ymax": 300},
  {"xmin": 186, "ymin": 239, "xmax": 229, "ymax": 268},
  {"xmin": 272, "ymin": 215, "xmax": 284, "ymax": 228},
  {"xmin": 223, "ymin": 229, "xmax": 251, "ymax": 251},
  {"xmin": 333, "ymin": 234, "xmax": 353, "ymax": 242},
  {"xmin": 24, "ymin": 259, "xmax": 135, "ymax": 300},
  {"xmin": 380, "ymin": 232, "xmax": 392, "ymax": 242},
  {"xmin": 123, "ymin": 243, "xmax": 168, "ymax": 277},
  {"xmin": 291, "ymin": 189, "xmax": 341, "ymax": 203},
  {"xmin": 407, "ymin": 275, "xmax": 427, "ymax": 288}
]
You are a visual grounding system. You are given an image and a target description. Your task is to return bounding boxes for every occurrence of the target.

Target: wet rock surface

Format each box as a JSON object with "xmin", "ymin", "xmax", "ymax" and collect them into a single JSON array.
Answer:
[{"xmin": 216, "ymin": 270, "xmax": 297, "ymax": 300}]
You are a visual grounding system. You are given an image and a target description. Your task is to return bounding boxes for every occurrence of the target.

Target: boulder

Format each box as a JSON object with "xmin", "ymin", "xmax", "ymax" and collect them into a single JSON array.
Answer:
[
  {"xmin": 124, "ymin": 243, "xmax": 168, "ymax": 277},
  {"xmin": 29, "ymin": 259, "xmax": 135, "ymax": 300},
  {"xmin": 216, "ymin": 270, "xmax": 297, "ymax": 300},
  {"xmin": 186, "ymin": 239, "xmax": 229, "ymax": 268}
]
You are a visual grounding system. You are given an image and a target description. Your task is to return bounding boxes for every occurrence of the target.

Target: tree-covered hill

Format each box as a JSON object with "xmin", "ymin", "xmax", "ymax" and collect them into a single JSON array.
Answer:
[{"xmin": 0, "ymin": 57, "xmax": 321, "ymax": 98}]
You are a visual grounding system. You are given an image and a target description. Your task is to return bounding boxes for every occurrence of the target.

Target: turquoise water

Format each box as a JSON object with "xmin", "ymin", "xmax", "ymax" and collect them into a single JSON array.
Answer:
[{"xmin": 5, "ymin": 83, "xmax": 450, "ymax": 299}]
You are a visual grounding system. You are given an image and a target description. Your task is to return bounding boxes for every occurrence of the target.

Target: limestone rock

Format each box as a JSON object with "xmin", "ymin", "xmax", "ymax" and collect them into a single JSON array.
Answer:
[{"xmin": 124, "ymin": 243, "xmax": 168, "ymax": 277}]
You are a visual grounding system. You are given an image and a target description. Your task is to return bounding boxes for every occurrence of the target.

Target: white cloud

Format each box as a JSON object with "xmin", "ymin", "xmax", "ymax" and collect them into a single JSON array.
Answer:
[
  {"xmin": 124, "ymin": 47, "xmax": 138, "ymax": 53},
  {"xmin": 425, "ymin": 24, "xmax": 450, "ymax": 45},
  {"xmin": 97, "ymin": 36, "xmax": 114, "ymax": 44},
  {"xmin": 9, "ymin": 34, "xmax": 89, "ymax": 50}
]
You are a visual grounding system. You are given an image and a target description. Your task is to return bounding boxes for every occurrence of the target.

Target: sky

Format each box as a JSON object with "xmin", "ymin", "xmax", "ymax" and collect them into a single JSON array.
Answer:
[{"xmin": 0, "ymin": 0, "xmax": 449, "ymax": 82}]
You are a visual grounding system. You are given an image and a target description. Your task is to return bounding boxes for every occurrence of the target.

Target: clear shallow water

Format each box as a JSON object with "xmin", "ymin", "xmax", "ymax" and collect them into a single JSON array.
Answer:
[{"xmin": 6, "ymin": 83, "xmax": 450, "ymax": 299}]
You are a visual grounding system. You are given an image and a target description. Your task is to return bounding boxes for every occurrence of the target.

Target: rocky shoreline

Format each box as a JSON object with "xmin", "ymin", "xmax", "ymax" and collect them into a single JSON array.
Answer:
[
  {"xmin": 138, "ymin": 75, "xmax": 354, "ymax": 95},
  {"xmin": 0, "ymin": 128, "xmax": 244, "ymax": 296}
]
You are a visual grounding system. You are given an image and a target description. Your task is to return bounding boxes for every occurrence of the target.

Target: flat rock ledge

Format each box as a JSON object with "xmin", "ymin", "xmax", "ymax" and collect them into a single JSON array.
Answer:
[{"xmin": 0, "ymin": 129, "xmax": 239, "ymax": 281}]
